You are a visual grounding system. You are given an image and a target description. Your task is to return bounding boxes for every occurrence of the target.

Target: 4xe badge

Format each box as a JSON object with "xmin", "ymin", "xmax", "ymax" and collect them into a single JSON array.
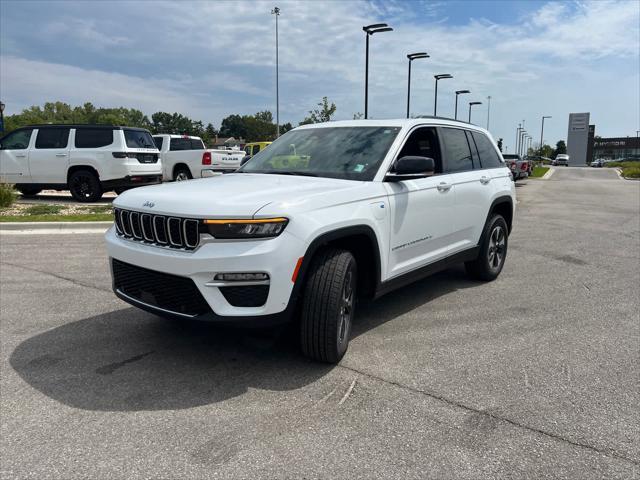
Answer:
[{"xmin": 143, "ymin": 201, "xmax": 155, "ymax": 208}]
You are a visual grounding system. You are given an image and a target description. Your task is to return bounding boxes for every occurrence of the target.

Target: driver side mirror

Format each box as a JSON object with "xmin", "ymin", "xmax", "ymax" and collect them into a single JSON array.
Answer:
[{"xmin": 385, "ymin": 156, "xmax": 435, "ymax": 181}]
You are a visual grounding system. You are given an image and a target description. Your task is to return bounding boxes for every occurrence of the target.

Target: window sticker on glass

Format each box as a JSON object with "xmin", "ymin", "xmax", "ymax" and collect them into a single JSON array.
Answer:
[{"xmin": 354, "ymin": 164, "xmax": 365, "ymax": 172}]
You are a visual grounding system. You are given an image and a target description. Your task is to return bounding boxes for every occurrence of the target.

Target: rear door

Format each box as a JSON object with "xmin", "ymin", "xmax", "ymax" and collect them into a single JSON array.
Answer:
[
  {"xmin": 0, "ymin": 128, "xmax": 34, "ymax": 183},
  {"xmin": 29, "ymin": 127, "xmax": 71, "ymax": 184},
  {"xmin": 439, "ymin": 126, "xmax": 487, "ymax": 252}
]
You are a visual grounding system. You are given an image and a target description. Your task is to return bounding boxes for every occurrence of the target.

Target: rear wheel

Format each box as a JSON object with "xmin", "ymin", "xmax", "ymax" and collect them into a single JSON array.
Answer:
[
  {"xmin": 300, "ymin": 248, "xmax": 357, "ymax": 363},
  {"xmin": 68, "ymin": 170, "xmax": 102, "ymax": 202},
  {"xmin": 174, "ymin": 167, "xmax": 192, "ymax": 182},
  {"xmin": 15, "ymin": 186, "xmax": 42, "ymax": 197},
  {"xmin": 465, "ymin": 214, "xmax": 508, "ymax": 281}
]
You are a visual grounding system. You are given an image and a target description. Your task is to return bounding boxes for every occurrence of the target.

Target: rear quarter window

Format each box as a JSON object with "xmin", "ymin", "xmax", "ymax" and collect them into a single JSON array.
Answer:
[
  {"xmin": 75, "ymin": 128, "xmax": 114, "ymax": 148},
  {"xmin": 471, "ymin": 131, "xmax": 503, "ymax": 168}
]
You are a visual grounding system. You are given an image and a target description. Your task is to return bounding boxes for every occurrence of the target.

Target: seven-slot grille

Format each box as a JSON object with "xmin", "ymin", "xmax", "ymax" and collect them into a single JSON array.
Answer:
[{"xmin": 114, "ymin": 208, "xmax": 200, "ymax": 250}]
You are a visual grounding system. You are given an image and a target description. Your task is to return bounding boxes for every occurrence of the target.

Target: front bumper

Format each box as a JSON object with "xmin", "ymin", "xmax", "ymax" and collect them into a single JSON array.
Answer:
[{"xmin": 105, "ymin": 226, "xmax": 307, "ymax": 324}]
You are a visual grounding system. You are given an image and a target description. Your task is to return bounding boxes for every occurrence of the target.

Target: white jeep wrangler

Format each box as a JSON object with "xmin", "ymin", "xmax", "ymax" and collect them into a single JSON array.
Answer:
[{"xmin": 106, "ymin": 119, "xmax": 515, "ymax": 363}]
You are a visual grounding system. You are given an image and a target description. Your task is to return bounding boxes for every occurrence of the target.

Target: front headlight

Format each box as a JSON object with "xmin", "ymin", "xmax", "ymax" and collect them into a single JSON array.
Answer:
[{"xmin": 203, "ymin": 217, "xmax": 288, "ymax": 239}]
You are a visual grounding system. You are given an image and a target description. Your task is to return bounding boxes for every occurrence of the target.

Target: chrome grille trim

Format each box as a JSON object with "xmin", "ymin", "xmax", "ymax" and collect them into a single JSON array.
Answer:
[
  {"xmin": 168, "ymin": 217, "xmax": 182, "ymax": 246},
  {"xmin": 114, "ymin": 208, "xmax": 200, "ymax": 250},
  {"xmin": 141, "ymin": 214, "xmax": 154, "ymax": 242}
]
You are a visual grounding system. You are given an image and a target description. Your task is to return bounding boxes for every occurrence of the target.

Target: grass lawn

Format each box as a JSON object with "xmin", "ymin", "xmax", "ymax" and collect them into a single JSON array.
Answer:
[
  {"xmin": 0, "ymin": 213, "xmax": 113, "ymax": 222},
  {"xmin": 529, "ymin": 166, "xmax": 550, "ymax": 178},
  {"xmin": 604, "ymin": 161, "xmax": 640, "ymax": 179}
]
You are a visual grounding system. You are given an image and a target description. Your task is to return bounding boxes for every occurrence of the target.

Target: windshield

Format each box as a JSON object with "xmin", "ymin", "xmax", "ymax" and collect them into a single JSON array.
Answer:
[
  {"xmin": 239, "ymin": 126, "xmax": 401, "ymax": 181},
  {"xmin": 124, "ymin": 129, "xmax": 156, "ymax": 149}
]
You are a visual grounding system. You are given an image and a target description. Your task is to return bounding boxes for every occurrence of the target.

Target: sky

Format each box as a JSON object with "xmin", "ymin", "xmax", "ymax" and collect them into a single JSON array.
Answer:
[{"xmin": 1, "ymin": 0, "xmax": 639, "ymax": 149}]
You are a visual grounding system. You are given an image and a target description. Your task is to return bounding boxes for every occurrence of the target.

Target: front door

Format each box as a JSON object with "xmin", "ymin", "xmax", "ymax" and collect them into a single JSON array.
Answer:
[
  {"xmin": 29, "ymin": 127, "xmax": 71, "ymax": 184},
  {"xmin": 0, "ymin": 128, "xmax": 34, "ymax": 183},
  {"xmin": 384, "ymin": 127, "xmax": 456, "ymax": 279}
]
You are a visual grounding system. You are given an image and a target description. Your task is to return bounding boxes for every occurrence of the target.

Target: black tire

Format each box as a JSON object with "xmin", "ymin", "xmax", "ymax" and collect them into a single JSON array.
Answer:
[
  {"xmin": 68, "ymin": 170, "xmax": 103, "ymax": 202},
  {"xmin": 465, "ymin": 214, "xmax": 508, "ymax": 281},
  {"xmin": 174, "ymin": 167, "xmax": 192, "ymax": 182},
  {"xmin": 114, "ymin": 187, "xmax": 129, "ymax": 195},
  {"xmin": 15, "ymin": 186, "xmax": 42, "ymax": 197},
  {"xmin": 300, "ymin": 248, "xmax": 357, "ymax": 363}
]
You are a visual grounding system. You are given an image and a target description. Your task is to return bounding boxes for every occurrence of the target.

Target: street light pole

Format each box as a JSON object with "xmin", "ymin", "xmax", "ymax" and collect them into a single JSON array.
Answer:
[
  {"xmin": 468, "ymin": 101, "xmax": 482, "ymax": 123},
  {"xmin": 454, "ymin": 90, "xmax": 470, "ymax": 120},
  {"xmin": 433, "ymin": 74, "xmax": 453, "ymax": 116},
  {"xmin": 406, "ymin": 52, "xmax": 429, "ymax": 118},
  {"xmin": 363, "ymin": 23, "xmax": 393, "ymax": 119},
  {"xmin": 540, "ymin": 115, "xmax": 551, "ymax": 157},
  {"xmin": 0, "ymin": 101, "xmax": 5, "ymax": 134},
  {"xmin": 271, "ymin": 6, "xmax": 280, "ymax": 138},
  {"xmin": 486, "ymin": 95, "xmax": 491, "ymax": 130},
  {"xmin": 516, "ymin": 124, "xmax": 521, "ymax": 154}
]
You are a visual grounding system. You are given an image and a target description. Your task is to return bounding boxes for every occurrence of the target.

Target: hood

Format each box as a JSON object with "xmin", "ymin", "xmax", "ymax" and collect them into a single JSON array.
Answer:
[{"xmin": 113, "ymin": 173, "xmax": 366, "ymax": 218}]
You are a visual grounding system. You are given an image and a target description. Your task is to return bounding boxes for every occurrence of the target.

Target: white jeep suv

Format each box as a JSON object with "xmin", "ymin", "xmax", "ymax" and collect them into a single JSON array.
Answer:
[
  {"xmin": 0, "ymin": 125, "xmax": 162, "ymax": 201},
  {"xmin": 106, "ymin": 119, "xmax": 515, "ymax": 363}
]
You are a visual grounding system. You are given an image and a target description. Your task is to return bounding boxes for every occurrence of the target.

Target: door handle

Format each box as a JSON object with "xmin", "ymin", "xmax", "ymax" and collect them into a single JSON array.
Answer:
[
  {"xmin": 480, "ymin": 176, "xmax": 491, "ymax": 184},
  {"xmin": 16, "ymin": 154, "xmax": 27, "ymax": 158},
  {"xmin": 437, "ymin": 182, "xmax": 452, "ymax": 192},
  {"xmin": 55, "ymin": 153, "xmax": 67, "ymax": 157}
]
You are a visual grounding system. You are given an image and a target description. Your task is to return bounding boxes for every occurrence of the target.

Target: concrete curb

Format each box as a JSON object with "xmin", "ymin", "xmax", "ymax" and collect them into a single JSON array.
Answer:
[
  {"xmin": 0, "ymin": 221, "xmax": 112, "ymax": 234},
  {"xmin": 541, "ymin": 167, "xmax": 555, "ymax": 180}
]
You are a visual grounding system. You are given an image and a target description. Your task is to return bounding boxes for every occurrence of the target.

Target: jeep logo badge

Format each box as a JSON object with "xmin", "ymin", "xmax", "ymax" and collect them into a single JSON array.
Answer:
[{"xmin": 143, "ymin": 201, "xmax": 155, "ymax": 208}]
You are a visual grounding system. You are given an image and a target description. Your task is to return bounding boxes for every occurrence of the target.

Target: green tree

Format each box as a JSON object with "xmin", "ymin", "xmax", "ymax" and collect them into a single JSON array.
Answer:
[
  {"xmin": 300, "ymin": 97, "xmax": 336, "ymax": 125},
  {"xmin": 497, "ymin": 138, "xmax": 503, "ymax": 152},
  {"xmin": 280, "ymin": 122, "xmax": 294, "ymax": 134},
  {"xmin": 553, "ymin": 140, "xmax": 567, "ymax": 157}
]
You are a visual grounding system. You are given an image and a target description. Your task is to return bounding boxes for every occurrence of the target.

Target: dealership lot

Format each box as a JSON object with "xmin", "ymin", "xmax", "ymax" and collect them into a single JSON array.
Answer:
[{"xmin": 1, "ymin": 168, "xmax": 638, "ymax": 479}]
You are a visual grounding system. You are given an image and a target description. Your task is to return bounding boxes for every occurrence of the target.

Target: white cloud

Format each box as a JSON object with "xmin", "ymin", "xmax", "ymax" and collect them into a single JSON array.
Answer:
[{"xmin": 1, "ymin": 0, "xmax": 638, "ymax": 143}]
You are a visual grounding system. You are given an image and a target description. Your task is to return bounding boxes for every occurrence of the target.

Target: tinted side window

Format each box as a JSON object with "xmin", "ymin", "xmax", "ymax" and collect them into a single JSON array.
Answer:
[
  {"xmin": 1, "ymin": 129, "xmax": 33, "ymax": 150},
  {"xmin": 170, "ymin": 138, "xmax": 191, "ymax": 151},
  {"xmin": 35, "ymin": 128, "xmax": 70, "ymax": 149},
  {"xmin": 441, "ymin": 127, "xmax": 472, "ymax": 172},
  {"xmin": 153, "ymin": 136, "xmax": 164, "ymax": 150},
  {"xmin": 190, "ymin": 139, "xmax": 205, "ymax": 150},
  {"xmin": 75, "ymin": 128, "xmax": 113, "ymax": 148},
  {"xmin": 471, "ymin": 131, "xmax": 503, "ymax": 168},
  {"xmin": 254, "ymin": 145, "xmax": 261, "ymax": 154},
  {"xmin": 396, "ymin": 127, "xmax": 442, "ymax": 173},
  {"xmin": 465, "ymin": 131, "xmax": 480, "ymax": 168}
]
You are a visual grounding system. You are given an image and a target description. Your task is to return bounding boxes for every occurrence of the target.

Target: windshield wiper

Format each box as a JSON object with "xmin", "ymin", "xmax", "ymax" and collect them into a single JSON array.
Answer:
[{"xmin": 263, "ymin": 171, "xmax": 318, "ymax": 177}]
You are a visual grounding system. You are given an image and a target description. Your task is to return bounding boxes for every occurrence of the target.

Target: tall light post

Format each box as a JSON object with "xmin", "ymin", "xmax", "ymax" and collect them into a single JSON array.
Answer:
[
  {"xmin": 271, "ymin": 6, "xmax": 280, "ymax": 137},
  {"xmin": 516, "ymin": 124, "xmax": 522, "ymax": 156},
  {"xmin": 519, "ymin": 130, "xmax": 527, "ymax": 156},
  {"xmin": 468, "ymin": 101, "xmax": 482, "ymax": 123},
  {"xmin": 363, "ymin": 23, "xmax": 393, "ymax": 119},
  {"xmin": 540, "ymin": 115, "xmax": 551, "ymax": 157},
  {"xmin": 0, "ymin": 101, "xmax": 5, "ymax": 134},
  {"xmin": 454, "ymin": 90, "xmax": 470, "ymax": 121},
  {"xmin": 433, "ymin": 74, "xmax": 453, "ymax": 116},
  {"xmin": 486, "ymin": 95, "xmax": 492, "ymax": 129},
  {"xmin": 406, "ymin": 52, "xmax": 429, "ymax": 118}
]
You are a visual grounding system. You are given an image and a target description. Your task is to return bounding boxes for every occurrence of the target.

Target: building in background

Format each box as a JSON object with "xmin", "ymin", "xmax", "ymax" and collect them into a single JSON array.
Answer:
[
  {"xmin": 566, "ymin": 112, "xmax": 590, "ymax": 166},
  {"xmin": 590, "ymin": 136, "xmax": 640, "ymax": 161}
]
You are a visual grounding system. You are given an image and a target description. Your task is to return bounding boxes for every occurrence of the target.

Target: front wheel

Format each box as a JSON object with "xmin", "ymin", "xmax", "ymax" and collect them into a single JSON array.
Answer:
[
  {"xmin": 300, "ymin": 248, "xmax": 357, "ymax": 363},
  {"xmin": 465, "ymin": 214, "xmax": 508, "ymax": 281},
  {"xmin": 68, "ymin": 170, "xmax": 103, "ymax": 202}
]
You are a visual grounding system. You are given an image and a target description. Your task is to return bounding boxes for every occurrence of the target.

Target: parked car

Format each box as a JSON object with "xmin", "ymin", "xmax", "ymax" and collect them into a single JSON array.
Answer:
[
  {"xmin": 153, "ymin": 134, "xmax": 243, "ymax": 181},
  {"xmin": 0, "ymin": 125, "xmax": 161, "ymax": 202},
  {"xmin": 590, "ymin": 158, "xmax": 605, "ymax": 167},
  {"xmin": 502, "ymin": 154, "xmax": 529, "ymax": 180},
  {"xmin": 241, "ymin": 141, "xmax": 272, "ymax": 166},
  {"xmin": 553, "ymin": 154, "xmax": 569, "ymax": 166},
  {"xmin": 107, "ymin": 118, "xmax": 515, "ymax": 363}
]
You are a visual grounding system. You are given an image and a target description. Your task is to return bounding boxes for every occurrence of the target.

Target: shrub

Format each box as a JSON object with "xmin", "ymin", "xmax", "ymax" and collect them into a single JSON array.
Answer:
[
  {"xmin": 622, "ymin": 166, "xmax": 640, "ymax": 178},
  {"xmin": 24, "ymin": 204, "xmax": 64, "ymax": 215},
  {"xmin": 0, "ymin": 183, "xmax": 16, "ymax": 209}
]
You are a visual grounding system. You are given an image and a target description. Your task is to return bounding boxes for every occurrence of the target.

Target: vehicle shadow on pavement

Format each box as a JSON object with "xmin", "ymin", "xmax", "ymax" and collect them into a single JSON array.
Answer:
[{"xmin": 9, "ymin": 266, "xmax": 476, "ymax": 412}]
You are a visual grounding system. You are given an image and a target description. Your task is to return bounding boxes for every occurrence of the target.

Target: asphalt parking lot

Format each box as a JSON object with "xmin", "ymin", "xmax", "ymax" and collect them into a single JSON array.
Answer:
[{"xmin": 1, "ymin": 167, "xmax": 638, "ymax": 479}]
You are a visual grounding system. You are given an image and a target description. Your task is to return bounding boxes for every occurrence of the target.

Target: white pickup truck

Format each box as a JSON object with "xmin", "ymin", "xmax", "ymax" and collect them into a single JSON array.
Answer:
[{"xmin": 152, "ymin": 134, "xmax": 243, "ymax": 181}]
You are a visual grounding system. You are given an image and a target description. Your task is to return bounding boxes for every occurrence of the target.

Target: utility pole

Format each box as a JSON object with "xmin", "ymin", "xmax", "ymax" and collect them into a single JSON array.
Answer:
[
  {"xmin": 271, "ymin": 6, "xmax": 280, "ymax": 137},
  {"xmin": 486, "ymin": 95, "xmax": 491, "ymax": 130}
]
